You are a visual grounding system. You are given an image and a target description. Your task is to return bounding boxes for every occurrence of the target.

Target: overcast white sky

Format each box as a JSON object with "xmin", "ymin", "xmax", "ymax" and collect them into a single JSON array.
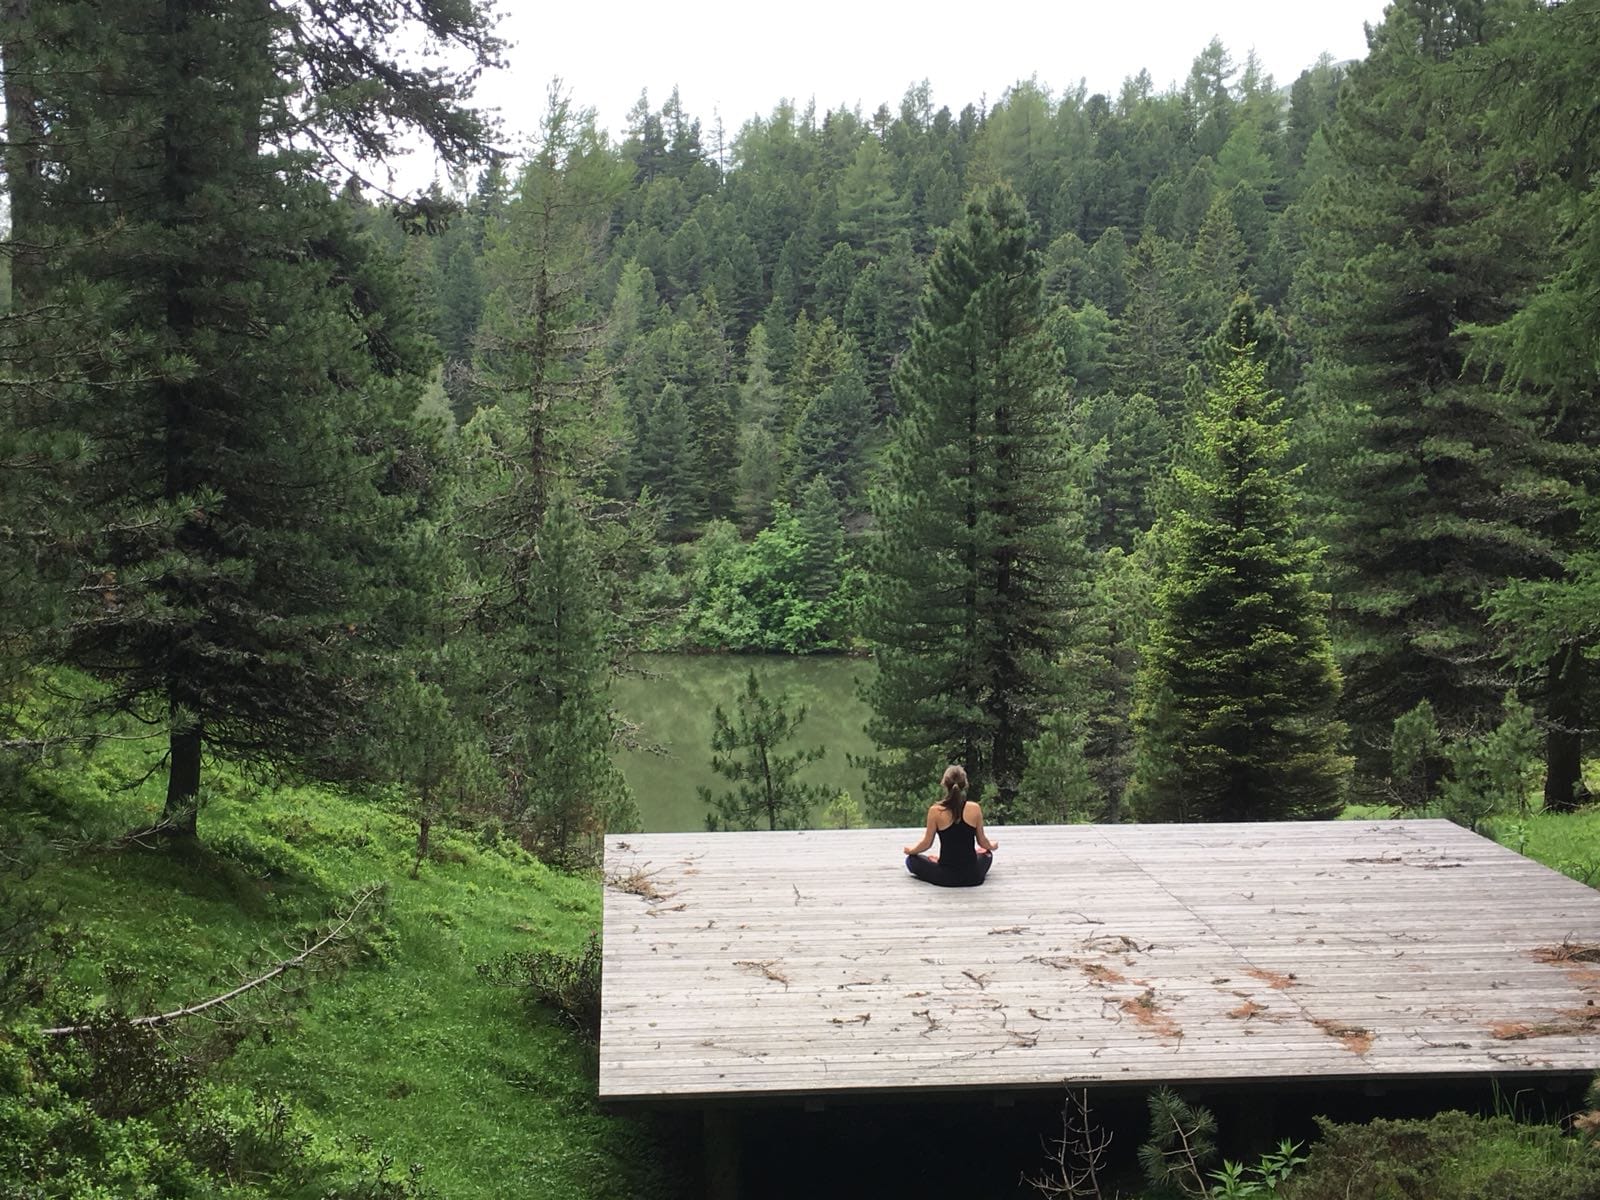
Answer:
[{"xmin": 395, "ymin": 0, "xmax": 1392, "ymax": 185}]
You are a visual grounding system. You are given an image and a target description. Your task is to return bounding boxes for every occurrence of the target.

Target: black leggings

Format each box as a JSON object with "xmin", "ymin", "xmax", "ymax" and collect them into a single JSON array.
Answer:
[{"xmin": 905, "ymin": 852, "xmax": 992, "ymax": 888}]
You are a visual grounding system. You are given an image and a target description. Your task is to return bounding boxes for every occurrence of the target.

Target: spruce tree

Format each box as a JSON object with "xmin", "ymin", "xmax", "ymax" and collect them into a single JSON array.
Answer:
[
  {"xmin": 0, "ymin": 0, "xmax": 498, "ymax": 837},
  {"xmin": 1114, "ymin": 230, "xmax": 1192, "ymax": 409},
  {"xmin": 862, "ymin": 183, "xmax": 1089, "ymax": 823},
  {"xmin": 1127, "ymin": 342, "xmax": 1348, "ymax": 822},
  {"xmin": 1465, "ymin": 2, "xmax": 1600, "ymax": 811},
  {"xmin": 473, "ymin": 90, "xmax": 626, "ymax": 528},
  {"xmin": 1297, "ymin": 0, "xmax": 1567, "ymax": 774},
  {"xmin": 787, "ymin": 358, "xmax": 873, "ymax": 510},
  {"xmin": 495, "ymin": 493, "xmax": 636, "ymax": 859},
  {"xmin": 632, "ymin": 384, "xmax": 698, "ymax": 537}
]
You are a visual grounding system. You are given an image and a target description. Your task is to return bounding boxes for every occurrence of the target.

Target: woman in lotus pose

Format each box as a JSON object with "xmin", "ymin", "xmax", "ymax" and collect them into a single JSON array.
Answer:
[{"xmin": 902, "ymin": 765, "xmax": 997, "ymax": 887}]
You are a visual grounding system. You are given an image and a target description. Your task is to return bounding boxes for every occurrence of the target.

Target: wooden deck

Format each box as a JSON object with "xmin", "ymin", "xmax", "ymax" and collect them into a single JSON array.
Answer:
[{"xmin": 599, "ymin": 820, "xmax": 1600, "ymax": 1103}]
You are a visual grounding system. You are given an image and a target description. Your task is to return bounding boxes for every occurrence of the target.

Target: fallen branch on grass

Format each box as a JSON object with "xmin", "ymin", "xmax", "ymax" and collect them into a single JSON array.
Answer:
[{"xmin": 42, "ymin": 885, "xmax": 383, "ymax": 1037}]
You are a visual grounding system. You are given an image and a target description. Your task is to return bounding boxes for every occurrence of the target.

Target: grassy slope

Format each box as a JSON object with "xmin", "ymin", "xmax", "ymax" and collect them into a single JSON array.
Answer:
[
  {"xmin": 14, "ymin": 733, "xmax": 1600, "ymax": 1199},
  {"xmin": 10, "ymin": 743, "xmax": 672, "ymax": 1199}
]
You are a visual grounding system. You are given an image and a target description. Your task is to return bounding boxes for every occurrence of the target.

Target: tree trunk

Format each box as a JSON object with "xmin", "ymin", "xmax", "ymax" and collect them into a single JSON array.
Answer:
[
  {"xmin": 163, "ymin": 722, "xmax": 202, "ymax": 836},
  {"xmin": 1543, "ymin": 644, "xmax": 1587, "ymax": 813},
  {"xmin": 412, "ymin": 812, "xmax": 431, "ymax": 879},
  {"xmin": 159, "ymin": 0, "xmax": 202, "ymax": 840}
]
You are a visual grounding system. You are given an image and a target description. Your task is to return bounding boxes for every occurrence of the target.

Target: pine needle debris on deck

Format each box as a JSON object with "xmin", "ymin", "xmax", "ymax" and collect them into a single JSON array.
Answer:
[{"xmin": 600, "ymin": 821, "xmax": 1600, "ymax": 1101}]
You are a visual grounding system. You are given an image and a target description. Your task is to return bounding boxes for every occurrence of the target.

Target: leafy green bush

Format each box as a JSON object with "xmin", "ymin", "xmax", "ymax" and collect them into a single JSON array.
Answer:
[
  {"xmin": 1209, "ymin": 1139, "xmax": 1306, "ymax": 1198},
  {"xmin": 673, "ymin": 508, "xmax": 861, "ymax": 653},
  {"xmin": 1282, "ymin": 1111, "xmax": 1600, "ymax": 1200}
]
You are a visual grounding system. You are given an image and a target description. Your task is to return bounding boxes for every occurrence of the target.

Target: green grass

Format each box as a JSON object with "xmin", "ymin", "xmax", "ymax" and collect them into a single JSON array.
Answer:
[
  {"xmin": 1485, "ymin": 807, "xmax": 1600, "ymax": 888},
  {"xmin": 6, "ymin": 740, "xmax": 675, "ymax": 1199}
]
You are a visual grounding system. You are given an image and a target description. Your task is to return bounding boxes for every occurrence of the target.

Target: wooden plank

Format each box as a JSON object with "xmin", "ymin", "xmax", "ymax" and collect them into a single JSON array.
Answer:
[{"xmin": 600, "ymin": 821, "xmax": 1600, "ymax": 1101}]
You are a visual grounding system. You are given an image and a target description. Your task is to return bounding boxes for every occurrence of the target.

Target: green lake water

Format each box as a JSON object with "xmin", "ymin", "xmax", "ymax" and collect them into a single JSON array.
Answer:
[{"xmin": 613, "ymin": 654, "xmax": 877, "ymax": 832}]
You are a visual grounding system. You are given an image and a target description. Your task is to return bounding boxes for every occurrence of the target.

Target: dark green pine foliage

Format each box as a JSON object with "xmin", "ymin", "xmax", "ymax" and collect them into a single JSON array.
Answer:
[
  {"xmin": 1081, "ymin": 391, "xmax": 1171, "ymax": 552},
  {"xmin": 813, "ymin": 241, "xmax": 858, "ymax": 325},
  {"xmin": 793, "ymin": 474, "xmax": 847, "ymax": 606},
  {"xmin": 1202, "ymin": 295, "xmax": 1294, "ymax": 399},
  {"xmin": 498, "ymin": 492, "xmax": 635, "ymax": 859},
  {"xmin": 473, "ymin": 92, "xmax": 626, "ymax": 527},
  {"xmin": 0, "ymin": 0, "xmax": 498, "ymax": 837},
  {"xmin": 634, "ymin": 384, "xmax": 698, "ymax": 537},
  {"xmin": 787, "ymin": 357, "xmax": 874, "ymax": 510},
  {"xmin": 1298, "ymin": 0, "xmax": 1560, "ymax": 761},
  {"xmin": 1467, "ymin": 2, "xmax": 1600, "ymax": 812},
  {"xmin": 1127, "ymin": 345, "xmax": 1348, "ymax": 822},
  {"xmin": 1114, "ymin": 230, "xmax": 1192, "ymax": 410},
  {"xmin": 680, "ymin": 299, "xmax": 741, "ymax": 522},
  {"xmin": 700, "ymin": 671, "xmax": 831, "ymax": 831},
  {"xmin": 862, "ymin": 184, "xmax": 1089, "ymax": 824}
]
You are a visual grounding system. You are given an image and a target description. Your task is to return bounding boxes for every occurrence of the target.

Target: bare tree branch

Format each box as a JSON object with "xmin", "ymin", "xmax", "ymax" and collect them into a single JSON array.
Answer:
[{"xmin": 41, "ymin": 885, "xmax": 382, "ymax": 1037}]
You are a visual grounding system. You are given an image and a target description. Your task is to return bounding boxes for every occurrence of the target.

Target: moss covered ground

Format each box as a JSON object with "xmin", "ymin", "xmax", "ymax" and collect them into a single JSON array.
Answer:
[{"xmin": 5, "ymin": 739, "xmax": 681, "ymax": 1198}]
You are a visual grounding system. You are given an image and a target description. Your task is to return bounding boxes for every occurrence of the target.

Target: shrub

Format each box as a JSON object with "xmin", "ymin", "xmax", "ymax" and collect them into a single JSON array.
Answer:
[
  {"xmin": 478, "ymin": 933, "xmax": 603, "ymax": 1042},
  {"xmin": 1283, "ymin": 1111, "xmax": 1600, "ymax": 1200}
]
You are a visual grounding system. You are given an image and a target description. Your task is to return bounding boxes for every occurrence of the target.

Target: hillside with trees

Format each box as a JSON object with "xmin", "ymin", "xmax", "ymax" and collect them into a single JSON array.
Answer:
[{"xmin": 5, "ymin": 0, "xmax": 1600, "ymax": 1194}]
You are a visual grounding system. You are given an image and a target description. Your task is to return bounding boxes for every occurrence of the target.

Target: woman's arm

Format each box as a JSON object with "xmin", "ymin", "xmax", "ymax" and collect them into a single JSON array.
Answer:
[
  {"xmin": 903, "ymin": 807, "xmax": 938, "ymax": 856},
  {"xmin": 972, "ymin": 803, "xmax": 999, "ymax": 852}
]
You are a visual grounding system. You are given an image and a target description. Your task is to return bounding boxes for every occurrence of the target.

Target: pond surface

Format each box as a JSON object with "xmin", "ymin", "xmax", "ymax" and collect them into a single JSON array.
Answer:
[{"xmin": 612, "ymin": 654, "xmax": 876, "ymax": 832}]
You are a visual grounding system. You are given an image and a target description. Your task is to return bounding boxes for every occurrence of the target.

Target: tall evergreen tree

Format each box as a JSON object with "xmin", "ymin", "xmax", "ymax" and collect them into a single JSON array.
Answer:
[
  {"xmin": 490, "ymin": 492, "xmax": 636, "ymax": 858},
  {"xmin": 1297, "ymin": 0, "xmax": 1562, "ymax": 772},
  {"xmin": 1128, "ymin": 343, "xmax": 1348, "ymax": 822},
  {"xmin": 0, "ymin": 0, "xmax": 499, "ymax": 837},
  {"xmin": 474, "ymin": 90, "xmax": 627, "ymax": 526},
  {"xmin": 1114, "ymin": 230, "xmax": 1192, "ymax": 408},
  {"xmin": 862, "ymin": 183, "xmax": 1089, "ymax": 823},
  {"xmin": 787, "ymin": 358, "xmax": 874, "ymax": 509},
  {"xmin": 1465, "ymin": 1, "xmax": 1600, "ymax": 811}
]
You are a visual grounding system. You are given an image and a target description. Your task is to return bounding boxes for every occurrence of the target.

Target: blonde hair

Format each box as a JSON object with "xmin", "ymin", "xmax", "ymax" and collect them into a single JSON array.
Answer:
[{"xmin": 940, "ymin": 764, "xmax": 969, "ymax": 811}]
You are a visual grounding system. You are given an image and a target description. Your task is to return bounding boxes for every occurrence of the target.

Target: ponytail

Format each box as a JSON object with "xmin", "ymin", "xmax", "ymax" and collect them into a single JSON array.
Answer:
[{"xmin": 940, "ymin": 764, "xmax": 969, "ymax": 812}]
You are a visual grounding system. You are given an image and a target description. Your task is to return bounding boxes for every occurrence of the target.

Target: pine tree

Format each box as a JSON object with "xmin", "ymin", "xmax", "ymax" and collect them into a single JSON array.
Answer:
[
  {"xmin": 1465, "ymin": 2, "xmax": 1600, "ymax": 812},
  {"xmin": 679, "ymin": 297, "xmax": 740, "ymax": 522},
  {"xmin": 733, "ymin": 324, "xmax": 785, "ymax": 528},
  {"xmin": 1082, "ymin": 391, "xmax": 1172, "ymax": 551},
  {"xmin": 837, "ymin": 138, "xmax": 908, "ymax": 256},
  {"xmin": 496, "ymin": 493, "xmax": 636, "ymax": 859},
  {"xmin": 1186, "ymin": 194, "xmax": 1248, "ymax": 334},
  {"xmin": 1114, "ymin": 230, "xmax": 1192, "ymax": 411},
  {"xmin": 473, "ymin": 89, "xmax": 627, "ymax": 528},
  {"xmin": 632, "ymin": 384, "xmax": 698, "ymax": 537},
  {"xmin": 813, "ymin": 242, "xmax": 858, "ymax": 325},
  {"xmin": 862, "ymin": 183, "xmax": 1090, "ymax": 823},
  {"xmin": 0, "ymin": 0, "xmax": 499, "ymax": 838},
  {"xmin": 787, "ymin": 358, "xmax": 874, "ymax": 510},
  {"xmin": 793, "ymin": 474, "xmax": 847, "ymax": 608},
  {"xmin": 1298, "ymin": 0, "xmax": 1564, "ymax": 773},
  {"xmin": 699, "ymin": 671, "xmax": 830, "ymax": 831},
  {"xmin": 1127, "ymin": 345, "xmax": 1348, "ymax": 822}
]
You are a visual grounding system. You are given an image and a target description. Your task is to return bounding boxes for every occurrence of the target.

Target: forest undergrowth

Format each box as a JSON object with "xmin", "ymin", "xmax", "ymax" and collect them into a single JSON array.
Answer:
[{"xmin": 0, "ymin": 731, "xmax": 678, "ymax": 1199}]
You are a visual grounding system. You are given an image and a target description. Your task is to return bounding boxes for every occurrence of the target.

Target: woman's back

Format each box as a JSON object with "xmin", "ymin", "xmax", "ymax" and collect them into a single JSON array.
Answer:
[{"xmin": 933, "ymin": 799, "xmax": 979, "ymax": 876}]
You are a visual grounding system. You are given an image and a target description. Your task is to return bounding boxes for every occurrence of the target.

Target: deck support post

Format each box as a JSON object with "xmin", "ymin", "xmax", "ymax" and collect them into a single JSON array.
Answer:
[
  {"xmin": 703, "ymin": 1107, "xmax": 740, "ymax": 1200},
  {"xmin": 1218, "ymin": 1090, "xmax": 1276, "ymax": 1153}
]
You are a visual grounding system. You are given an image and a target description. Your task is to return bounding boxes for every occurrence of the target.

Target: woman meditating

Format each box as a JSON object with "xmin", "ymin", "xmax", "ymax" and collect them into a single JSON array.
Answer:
[{"xmin": 902, "ymin": 765, "xmax": 998, "ymax": 887}]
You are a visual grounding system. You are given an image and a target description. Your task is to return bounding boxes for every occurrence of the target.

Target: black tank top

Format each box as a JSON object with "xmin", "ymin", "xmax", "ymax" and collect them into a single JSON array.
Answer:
[{"xmin": 936, "ymin": 799, "xmax": 978, "ymax": 876}]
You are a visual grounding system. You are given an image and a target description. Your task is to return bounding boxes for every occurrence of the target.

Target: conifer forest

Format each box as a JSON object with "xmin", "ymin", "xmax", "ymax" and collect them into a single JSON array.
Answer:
[{"xmin": 5, "ymin": 1, "xmax": 1600, "ymax": 1196}]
